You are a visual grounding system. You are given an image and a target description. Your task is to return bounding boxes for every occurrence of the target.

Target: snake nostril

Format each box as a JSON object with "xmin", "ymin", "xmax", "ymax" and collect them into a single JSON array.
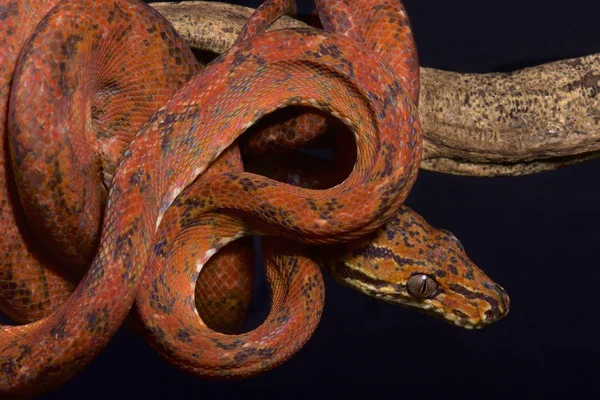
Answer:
[{"xmin": 485, "ymin": 308, "xmax": 499, "ymax": 321}]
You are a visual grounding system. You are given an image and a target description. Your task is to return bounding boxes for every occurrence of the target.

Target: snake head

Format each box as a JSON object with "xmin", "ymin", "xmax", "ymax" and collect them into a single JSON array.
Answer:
[{"xmin": 322, "ymin": 206, "xmax": 509, "ymax": 329}]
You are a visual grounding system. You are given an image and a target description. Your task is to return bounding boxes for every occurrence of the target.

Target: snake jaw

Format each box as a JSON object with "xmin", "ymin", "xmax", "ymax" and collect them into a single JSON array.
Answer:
[
  {"xmin": 425, "ymin": 294, "xmax": 489, "ymax": 329},
  {"xmin": 427, "ymin": 282, "xmax": 510, "ymax": 329},
  {"xmin": 324, "ymin": 267, "xmax": 510, "ymax": 329},
  {"xmin": 351, "ymin": 284, "xmax": 506, "ymax": 329}
]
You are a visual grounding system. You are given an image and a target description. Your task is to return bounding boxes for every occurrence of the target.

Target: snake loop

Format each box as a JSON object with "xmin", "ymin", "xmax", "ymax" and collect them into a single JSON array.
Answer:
[
  {"xmin": 133, "ymin": 3, "xmax": 421, "ymax": 376},
  {"xmin": 8, "ymin": 0, "xmax": 200, "ymax": 271}
]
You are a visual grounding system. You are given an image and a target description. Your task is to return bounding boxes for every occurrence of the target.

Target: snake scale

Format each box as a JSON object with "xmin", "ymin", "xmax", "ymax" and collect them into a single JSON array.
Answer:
[{"xmin": 0, "ymin": 0, "xmax": 509, "ymax": 396}]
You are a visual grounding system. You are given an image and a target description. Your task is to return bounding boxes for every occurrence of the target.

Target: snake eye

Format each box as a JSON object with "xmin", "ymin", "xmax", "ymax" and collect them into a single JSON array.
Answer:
[{"xmin": 407, "ymin": 274, "xmax": 439, "ymax": 299}]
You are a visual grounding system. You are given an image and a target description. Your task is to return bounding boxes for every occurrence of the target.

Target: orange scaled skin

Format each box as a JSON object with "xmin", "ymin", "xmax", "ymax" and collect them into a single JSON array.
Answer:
[
  {"xmin": 191, "ymin": 0, "xmax": 297, "ymax": 335},
  {"xmin": 0, "ymin": 0, "xmax": 75, "ymax": 326},
  {"xmin": 134, "ymin": 0, "xmax": 422, "ymax": 379},
  {"xmin": 1, "ymin": 0, "xmax": 274, "ymax": 333},
  {"xmin": 0, "ymin": 0, "xmax": 509, "ymax": 395},
  {"xmin": 246, "ymin": 147, "xmax": 510, "ymax": 329},
  {"xmin": 1, "ymin": 0, "xmax": 200, "ymax": 326},
  {"xmin": 199, "ymin": 0, "xmax": 423, "ymax": 335},
  {"xmin": 243, "ymin": 0, "xmax": 419, "ymax": 154},
  {"xmin": 189, "ymin": 146, "xmax": 255, "ymax": 334},
  {"xmin": 1, "ymin": 0, "xmax": 296, "ymax": 391},
  {"xmin": 321, "ymin": 207, "xmax": 509, "ymax": 329},
  {"xmin": 0, "ymin": 0, "xmax": 421, "ymax": 396},
  {"xmin": 8, "ymin": 0, "xmax": 200, "ymax": 272},
  {"xmin": 199, "ymin": 0, "xmax": 507, "ymax": 369}
]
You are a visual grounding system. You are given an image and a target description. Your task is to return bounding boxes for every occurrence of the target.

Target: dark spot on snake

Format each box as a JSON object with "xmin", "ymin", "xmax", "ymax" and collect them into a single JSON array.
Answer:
[
  {"xmin": 0, "ymin": 2, "xmax": 18, "ymax": 21},
  {"xmin": 325, "ymin": 198, "xmax": 343, "ymax": 212},
  {"xmin": 56, "ymin": 61, "xmax": 75, "ymax": 95},
  {"xmin": 448, "ymin": 264, "xmax": 458, "ymax": 275},
  {"xmin": 383, "ymin": 215, "xmax": 401, "ymax": 241},
  {"xmin": 258, "ymin": 203, "xmax": 293, "ymax": 228},
  {"xmin": 357, "ymin": 244, "xmax": 427, "ymax": 268},
  {"xmin": 238, "ymin": 177, "xmax": 258, "ymax": 192},
  {"xmin": 253, "ymin": 53, "xmax": 267, "ymax": 66},
  {"xmin": 209, "ymin": 338, "xmax": 244, "ymax": 351},
  {"xmin": 232, "ymin": 49, "xmax": 251, "ymax": 67},
  {"xmin": 275, "ymin": 309, "xmax": 291, "ymax": 325},
  {"xmin": 301, "ymin": 276, "xmax": 317, "ymax": 299},
  {"xmin": 257, "ymin": 347, "xmax": 276, "ymax": 359},
  {"xmin": 153, "ymin": 239, "xmax": 168, "ymax": 257},
  {"xmin": 463, "ymin": 263, "xmax": 475, "ymax": 280},
  {"xmin": 114, "ymin": 23, "xmax": 133, "ymax": 44},
  {"xmin": 109, "ymin": 0, "xmax": 130, "ymax": 23},
  {"xmin": 233, "ymin": 347, "xmax": 257, "ymax": 363},
  {"xmin": 86, "ymin": 307, "xmax": 110, "ymax": 334},
  {"xmin": 1, "ymin": 358, "xmax": 16, "ymax": 376},
  {"xmin": 50, "ymin": 316, "xmax": 68, "ymax": 340},
  {"xmin": 128, "ymin": 170, "xmax": 152, "ymax": 193},
  {"xmin": 107, "ymin": 8, "xmax": 116, "ymax": 23},
  {"xmin": 60, "ymin": 33, "xmax": 84, "ymax": 59},
  {"xmin": 112, "ymin": 215, "xmax": 140, "ymax": 262},
  {"xmin": 306, "ymin": 199, "xmax": 318, "ymax": 211},
  {"xmin": 149, "ymin": 279, "xmax": 175, "ymax": 314},
  {"xmin": 148, "ymin": 324, "xmax": 166, "ymax": 343},
  {"xmin": 146, "ymin": 24, "xmax": 157, "ymax": 34},
  {"xmin": 317, "ymin": 43, "xmax": 343, "ymax": 59},
  {"xmin": 176, "ymin": 328, "xmax": 192, "ymax": 343},
  {"xmin": 379, "ymin": 143, "xmax": 397, "ymax": 177},
  {"xmin": 15, "ymin": 344, "xmax": 32, "ymax": 365}
]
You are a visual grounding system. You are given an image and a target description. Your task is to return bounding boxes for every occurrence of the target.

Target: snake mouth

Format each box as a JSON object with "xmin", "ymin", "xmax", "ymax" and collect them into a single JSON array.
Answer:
[
  {"xmin": 369, "ymin": 286, "xmax": 509, "ymax": 329},
  {"xmin": 426, "ymin": 286, "xmax": 510, "ymax": 329},
  {"xmin": 323, "ymin": 253, "xmax": 510, "ymax": 329}
]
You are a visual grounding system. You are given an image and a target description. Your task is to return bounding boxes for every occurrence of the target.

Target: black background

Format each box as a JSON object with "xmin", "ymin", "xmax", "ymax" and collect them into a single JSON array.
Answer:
[{"xmin": 37, "ymin": 0, "xmax": 600, "ymax": 398}]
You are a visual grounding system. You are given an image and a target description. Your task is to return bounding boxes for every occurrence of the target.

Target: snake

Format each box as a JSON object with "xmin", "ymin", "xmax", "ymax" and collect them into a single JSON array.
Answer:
[{"xmin": 0, "ymin": 0, "xmax": 509, "ymax": 396}]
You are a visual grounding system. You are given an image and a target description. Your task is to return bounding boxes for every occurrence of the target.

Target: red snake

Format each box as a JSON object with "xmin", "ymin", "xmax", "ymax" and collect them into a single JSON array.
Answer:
[{"xmin": 0, "ymin": 0, "xmax": 509, "ymax": 396}]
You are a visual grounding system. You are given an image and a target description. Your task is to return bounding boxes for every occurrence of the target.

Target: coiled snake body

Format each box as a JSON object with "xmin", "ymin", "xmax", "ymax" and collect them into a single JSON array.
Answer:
[{"xmin": 0, "ymin": 0, "xmax": 509, "ymax": 396}]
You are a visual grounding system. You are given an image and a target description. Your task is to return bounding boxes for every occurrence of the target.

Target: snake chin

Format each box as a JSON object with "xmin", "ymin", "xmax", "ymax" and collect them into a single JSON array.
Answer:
[
  {"xmin": 422, "ymin": 288, "xmax": 510, "ymax": 329},
  {"xmin": 340, "ymin": 279, "xmax": 509, "ymax": 330},
  {"xmin": 397, "ymin": 299, "xmax": 496, "ymax": 330}
]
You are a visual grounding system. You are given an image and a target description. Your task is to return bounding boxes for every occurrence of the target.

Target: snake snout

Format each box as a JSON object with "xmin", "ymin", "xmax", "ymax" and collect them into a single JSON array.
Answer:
[
  {"xmin": 476, "ymin": 282, "xmax": 510, "ymax": 327},
  {"xmin": 489, "ymin": 284, "xmax": 510, "ymax": 320}
]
